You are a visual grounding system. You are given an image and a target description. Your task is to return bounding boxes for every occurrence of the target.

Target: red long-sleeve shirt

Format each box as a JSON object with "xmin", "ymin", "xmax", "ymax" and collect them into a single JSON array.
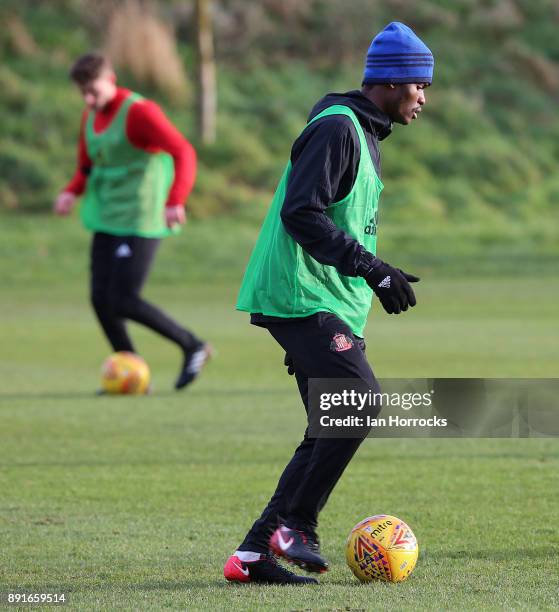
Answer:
[{"xmin": 65, "ymin": 88, "xmax": 196, "ymax": 207}]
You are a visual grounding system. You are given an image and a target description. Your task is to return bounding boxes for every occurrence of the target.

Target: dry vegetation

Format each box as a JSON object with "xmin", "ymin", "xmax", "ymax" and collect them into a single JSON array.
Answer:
[{"xmin": 104, "ymin": 0, "xmax": 189, "ymax": 104}]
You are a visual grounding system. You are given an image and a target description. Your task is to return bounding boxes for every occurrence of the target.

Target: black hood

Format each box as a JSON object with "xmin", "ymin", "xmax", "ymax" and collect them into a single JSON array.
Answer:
[{"xmin": 308, "ymin": 90, "xmax": 392, "ymax": 141}]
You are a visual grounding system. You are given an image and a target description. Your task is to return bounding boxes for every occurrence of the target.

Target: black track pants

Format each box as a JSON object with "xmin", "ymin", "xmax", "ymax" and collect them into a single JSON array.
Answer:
[
  {"xmin": 238, "ymin": 312, "xmax": 379, "ymax": 553},
  {"xmin": 90, "ymin": 232, "xmax": 201, "ymax": 354}
]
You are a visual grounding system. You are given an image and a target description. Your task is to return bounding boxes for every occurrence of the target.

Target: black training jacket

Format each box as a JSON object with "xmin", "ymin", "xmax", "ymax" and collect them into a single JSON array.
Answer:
[{"xmin": 251, "ymin": 90, "xmax": 392, "ymax": 326}]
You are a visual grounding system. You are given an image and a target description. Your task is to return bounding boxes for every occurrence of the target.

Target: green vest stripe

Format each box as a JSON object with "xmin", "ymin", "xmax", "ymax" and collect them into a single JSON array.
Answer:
[
  {"xmin": 236, "ymin": 105, "xmax": 383, "ymax": 336},
  {"xmin": 81, "ymin": 92, "xmax": 176, "ymax": 238}
]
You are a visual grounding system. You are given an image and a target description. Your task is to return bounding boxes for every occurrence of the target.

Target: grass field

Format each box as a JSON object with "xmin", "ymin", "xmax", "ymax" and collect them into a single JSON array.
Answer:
[{"xmin": 1, "ymin": 279, "xmax": 558, "ymax": 610}]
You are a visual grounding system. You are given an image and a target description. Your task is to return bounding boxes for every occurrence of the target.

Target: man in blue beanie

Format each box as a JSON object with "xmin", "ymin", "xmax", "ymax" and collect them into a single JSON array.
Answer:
[
  {"xmin": 224, "ymin": 22, "xmax": 434, "ymax": 585},
  {"xmin": 362, "ymin": 21, "xmax": 434, "ymax": 122}
]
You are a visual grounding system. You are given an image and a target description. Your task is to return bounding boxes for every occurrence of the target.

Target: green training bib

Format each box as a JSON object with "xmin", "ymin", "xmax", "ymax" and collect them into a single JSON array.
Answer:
[
  {"xmin": 236, "ymin": 104, "xmax": 383, "ymax": 336},
  {"xmin": 81, "ymin": 92, "xmax": 176, "ymax": 238}
]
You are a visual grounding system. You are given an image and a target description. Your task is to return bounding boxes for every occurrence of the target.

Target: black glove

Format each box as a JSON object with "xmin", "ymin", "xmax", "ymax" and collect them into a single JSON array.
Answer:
[
  {"xmin": 362, "ymin": 258, "xmax": 420, "ymax": 314},
  {"xmin": 284, "ymin": 353, "xmax": 295, "ymax": 376}
]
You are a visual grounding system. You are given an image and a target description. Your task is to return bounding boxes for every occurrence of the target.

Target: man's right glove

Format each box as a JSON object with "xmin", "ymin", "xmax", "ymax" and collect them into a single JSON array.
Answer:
[{"xmin": 362, "ymin": 258, "xmax": 420, "ymax": 315}]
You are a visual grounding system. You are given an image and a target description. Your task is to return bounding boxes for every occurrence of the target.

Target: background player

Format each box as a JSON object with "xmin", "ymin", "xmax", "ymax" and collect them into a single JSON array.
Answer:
[{"xmin": 54, "ymin": 53, "xmax": 210, "ymax": 390}]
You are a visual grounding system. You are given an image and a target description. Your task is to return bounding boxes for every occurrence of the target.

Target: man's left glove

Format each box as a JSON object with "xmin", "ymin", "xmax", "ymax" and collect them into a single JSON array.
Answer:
[{"xmin": 284, "ymin": 353, "xmax": 295, "ymax": 376}]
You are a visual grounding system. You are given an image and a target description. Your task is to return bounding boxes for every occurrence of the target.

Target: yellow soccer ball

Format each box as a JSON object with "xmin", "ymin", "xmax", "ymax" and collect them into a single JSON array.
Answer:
[
  {"xmin": 101, "ymin": 352, "xmax": 150, "ymax": 395},
  {"xmin": 346, "ymin": 514, "xmax": 418, "ymax": 583}
]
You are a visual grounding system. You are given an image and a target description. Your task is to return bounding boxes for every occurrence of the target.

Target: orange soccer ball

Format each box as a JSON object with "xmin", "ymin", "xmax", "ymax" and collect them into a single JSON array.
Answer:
[
  {"xmin": 100, "ymin": 352, "xmax": 150, "ymax": 395},
  {"xmin": 346, "ymin": 514, "xmax": 418, "ymax": 583}
]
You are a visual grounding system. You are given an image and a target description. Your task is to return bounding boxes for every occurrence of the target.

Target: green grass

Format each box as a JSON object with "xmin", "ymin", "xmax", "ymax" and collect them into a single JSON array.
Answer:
[
  {"xmin": 1, "ymin": 279, "xmax": 558, "ymax": 610},
  {"xmin": 2, "ymin": 213, "xmax": 559, "ymax": 292}
]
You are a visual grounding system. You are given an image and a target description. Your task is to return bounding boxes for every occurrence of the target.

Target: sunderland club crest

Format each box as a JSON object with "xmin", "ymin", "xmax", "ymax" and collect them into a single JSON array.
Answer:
[{"xmin": 330, "ymin": 332, "xmax": 354, "ymax": 352}]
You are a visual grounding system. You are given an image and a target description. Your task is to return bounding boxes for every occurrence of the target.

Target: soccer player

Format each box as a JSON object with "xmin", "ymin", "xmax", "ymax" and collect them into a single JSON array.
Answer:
[
  {"xmin": 224, "ymin": 22, "xmax": 434, "ymax": 584},
  {"xmin": 54, "ymin": 53, "xmax": 210, "ymax": 390}
]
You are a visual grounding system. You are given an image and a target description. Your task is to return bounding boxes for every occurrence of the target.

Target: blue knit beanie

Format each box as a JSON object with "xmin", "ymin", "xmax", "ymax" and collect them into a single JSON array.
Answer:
[{"xmin": 363, "ymin": 22, "xmax": 434, "ymax": 85}]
